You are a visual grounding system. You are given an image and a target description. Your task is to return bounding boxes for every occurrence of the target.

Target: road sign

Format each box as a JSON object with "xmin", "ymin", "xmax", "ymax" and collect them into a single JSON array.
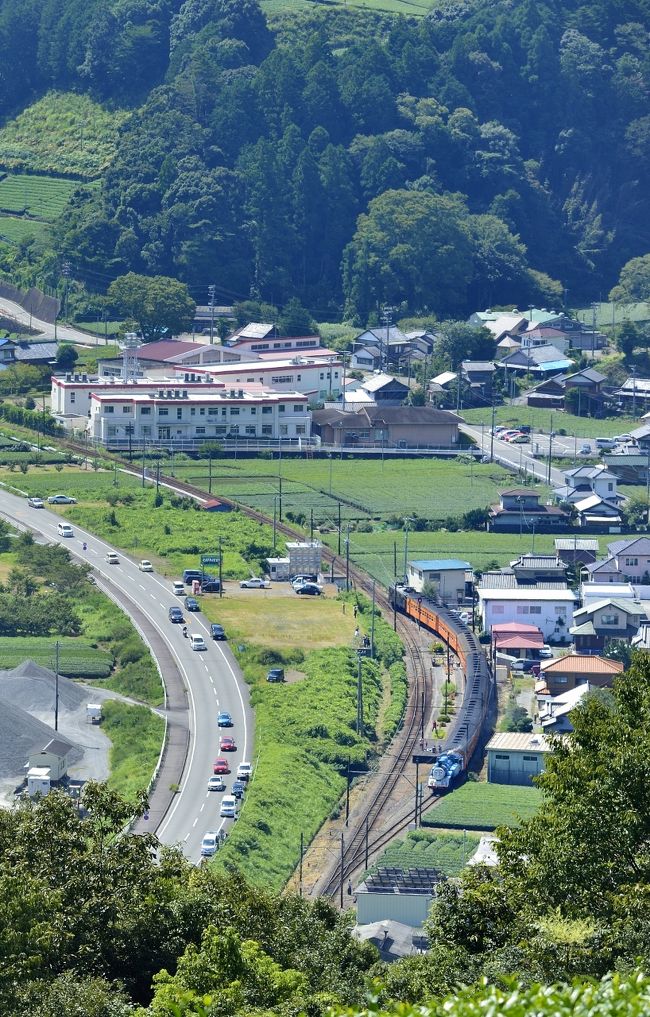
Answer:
[{"xmin": 201, "ymin": 555, "xmax": 220, "ymax": 565}]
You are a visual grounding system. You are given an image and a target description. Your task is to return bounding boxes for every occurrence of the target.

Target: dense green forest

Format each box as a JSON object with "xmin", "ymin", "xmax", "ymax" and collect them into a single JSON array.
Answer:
[{"xmin": 1, "ymin": 0, "xmax": 649, "ymax": 318}]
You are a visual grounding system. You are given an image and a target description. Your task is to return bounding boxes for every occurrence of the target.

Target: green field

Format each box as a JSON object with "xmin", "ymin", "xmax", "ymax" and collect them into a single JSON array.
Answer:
[
  {"xmin": 371, "ymin": 829, "xmax": 481, "ymax": 877},
  {"xmin": 0, "ymin": 636, "xmax": 111, "ymax": 677},
  {"xmin": 0, "ymin": 215, "xmax": 51, "ymax": 243},
  {"xmin": 0, "ymin": 174, "xmax": 79, "ymax": 219},
  {"xmin": 575, "ymin": 301, "xmax": 650, "ymax": 327},
  {"xmin": 462, "ymin": 406, "xmax": 640, "ymax": 439},
  {"xmin": 0, "ymin": 92, "xmax": 131, "ymax": 178},
  {"xmin": 103, "ymin": 699, "xmax": 165, "ymax": 801},
  {"xmin": 423, "ymin": 782, "xmax": 543, "ymax": 831}
]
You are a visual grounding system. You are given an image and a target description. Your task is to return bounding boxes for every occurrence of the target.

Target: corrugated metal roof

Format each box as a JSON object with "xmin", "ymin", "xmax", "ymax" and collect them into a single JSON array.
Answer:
[
  {"xmin": 540, "ymin": 654, "xmax": 624, "ymax": 674},
  {"xmin": 555, "ymin": 539, "xmax": 599, "ymax": 550},
  {"xmin": 486, "ymin": 732, "xmax": 553, "ymax": 752},
  {"xmin": 410, "ymin": 559, "xmax": 470, "ymax": 571}
]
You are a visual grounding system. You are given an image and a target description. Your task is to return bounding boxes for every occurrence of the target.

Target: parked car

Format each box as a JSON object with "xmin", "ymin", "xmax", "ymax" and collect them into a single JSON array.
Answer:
[
  {"xmin": 595, "ymin": 438, "xmax": 617, "ymax": 450},
  {"xmin": 295, "ymin": 583, "xmax": 322, "ymax": 596},
  {"xmin": 105, "ymin": 552, "xmax": 120, "ymax": 565},
  {"xmin": 201, "ymin": 579, "xmax": 221, "ymax": 592},
  {"xmin": 48, "ymin": 494, "xmax": 77, "ymax": 504},
  {"xmin": 240, "ymin": 577, "xmax": 271, "ymax": 589},
  {"xmin": 509, "ymin": 433, "xmax": 530, "ymax": 443},
  {"xmin": 231, "ymin": 780, "xmax": 246, "ymax": 799},
  {"xmin": 138, "ymin": 560, "xmax": 153, "ymax": 572},
  {"xmin": 201, "ymin": 831, "xmax": 219, "ymax": 856},
  {"xmin": 267, "ymin": 668, "xmax": 285, "ymax": 683},
  {"xmin": 517, "ymin": 425, "xmax": 532, "ymax": 434},
  {"xmin": 291, "ymin": 574, "xmax": 318, "ymax": 587},
  {"xmin": 511, "ymin": 658, "xmax": 539, "ymax": 673},
  {"xmin": 220, "ymin": 795, "xmax": 237, "ymax": 818},
  {"xmin": 213, "ymin": 757, "xmax": 230, "ymax": 774},
  {"xmin": 219, "ymin": 735, "xmax": 236, "ymax": 752},
  {"xmin": 237, "ymin": 761, "xmax": 252, "ymax": 781},
  {"xmin": 172, "ymin": 581, "xmax": 185, "ymax": 596},
  {"xmin": 189, "ymin": 633, "xmax": 207, "ymax": 651},
  {"xmin": 614, "ymin": 434, "xmax": 634, "ymax": 443},
  {"xmin": 539, "ymin": 645, "xmax": 554, "ymax": 659},
  {"xmin": 184, "ymin": 596, "xmax": 200, "ymax": 612},
  {"xmin": 217, "ymin": 711, "xmax": 233, "ymax": 727},
  {"xmin": 27, "ymin": 496, "xmax": 44, "ymax": 508},
  {"xmin": 207, "ymin": 775, "xmax": 226, "ymax": 792},
  {"xmin": 168, "ymin": 606, "xmax": 184, "ymax": 623},
  {"xmin": 210, "ymin": 623, "xmax": 226, "ymax": 640},
  {"xmin": 578, "ymin": 443, "xmax": 593, "ymax": 456},
  {"xmin": 183, "ymin": 569, "xmax": 206, "ymax": 584}
]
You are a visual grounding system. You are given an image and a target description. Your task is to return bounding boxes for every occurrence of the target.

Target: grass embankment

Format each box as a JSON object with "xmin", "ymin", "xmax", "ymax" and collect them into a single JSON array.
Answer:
[
  {"xmin": 422, "ymin": 782, "xmax": 543, "ymax": 831},
  {"xmin": 211, "ymin": 593, "xmax": 405, "ymax": 890},
  {"xmin": 0, "ymin": 92, "xmax": 130, "ymax": 178},
  {"xmin": 102, "ymin": 699, "xmax": 165, "ymax": 801},
  {"xmin": 371, "ymin": 829, "xmax": 481, "ymax": 877},
  {"xmin": 462, "ymin": 406, "xmax": 640, "ymax": 439}
]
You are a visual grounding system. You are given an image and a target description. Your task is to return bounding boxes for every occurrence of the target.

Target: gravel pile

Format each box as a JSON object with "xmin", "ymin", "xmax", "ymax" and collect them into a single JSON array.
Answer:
[{"xmin": 0, "ymin": 660, "xmax": 90, "ymax": 715}]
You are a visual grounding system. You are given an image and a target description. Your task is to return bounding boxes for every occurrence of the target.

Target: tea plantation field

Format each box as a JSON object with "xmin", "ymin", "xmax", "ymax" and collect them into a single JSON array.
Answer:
[{"xmin": 423, "ymin": 782, "xmax": 543, "ymax": 831}]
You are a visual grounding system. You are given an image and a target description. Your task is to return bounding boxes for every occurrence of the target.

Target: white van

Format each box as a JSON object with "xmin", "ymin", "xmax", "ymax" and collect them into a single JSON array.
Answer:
[
  {"xmin": 57, "ymin": 522, "xmax": 74, "ymax": 538},
  {"xmin": 172, "ymin": 581, "xmax": 185, "ymax": 596},
  {"xmin": 220, "ymin": 795, "xmax": 237, "ymax": 818},
  {"xmin": 595, "ymin": 437, "xmax": 617, "ymax": 451},
  {"xmin": 189, "ymin": 633, "xmax": 207, "ymax": 651}
]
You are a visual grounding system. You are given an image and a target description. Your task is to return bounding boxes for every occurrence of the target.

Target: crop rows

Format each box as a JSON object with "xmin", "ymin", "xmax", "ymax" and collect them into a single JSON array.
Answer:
[
  {"xmin": 0, "ymin": 215, "xmax": 51, "ymax": 244},
  {"xmin": 0, "ymin": 174, "xmax": 78, "ymax": 219},
  {"xmin": 422, "ymin": 781, "xmax": 543, "ymax": 830},
  {"xmin": 0, "ymin": 636, "xmax": 112, "ymax": 677}
]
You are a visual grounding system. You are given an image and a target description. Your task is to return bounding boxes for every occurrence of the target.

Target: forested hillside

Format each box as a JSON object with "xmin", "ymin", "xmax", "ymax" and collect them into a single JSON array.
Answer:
[{"xmin": 0, "ymin": 0, "xmax": 649, "ymax": 319}]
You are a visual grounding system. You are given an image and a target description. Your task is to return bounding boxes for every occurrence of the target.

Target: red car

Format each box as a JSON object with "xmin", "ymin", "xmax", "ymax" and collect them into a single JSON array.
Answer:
[
  {"xmin": 220, "ymin": 736, "xmax": 237, "ymax": 752},
  {"xmin": 213, "ymin": 757, "xmax": 230, "ymax": 774}
]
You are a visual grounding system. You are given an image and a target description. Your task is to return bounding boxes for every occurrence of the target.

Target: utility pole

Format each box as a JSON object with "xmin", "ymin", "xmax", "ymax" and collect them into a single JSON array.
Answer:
[
  {"xmin": 490, "ymin": 398, "xmax": 496, "ymax": 461},
  {"xmin": 415, "ymin": 761, "xmax": 420, "ymax": 828},
  {"xmin": 310, "ymin": 508, "xmax": 314, "ymax": 541},
  {"xmin": 345, "ymin": 524, "xmax": 350, "ymax": 592},
  {"xmin": 54, "ymin": 641, "xmax": 60, "ymax": 731},
  {"xmin": 208, "ymin": 449, "xmax": 212, "ymax": 495},
  {"xmin": 345, "ymin": 758, "xmax": 351, "ymax": 825},
  {"xmin": 208, "ymin": 284, "xmax": 216, "ymax": 345},
  {"xmin": 141, "ymin": 440, "xmax": 147, "ymax": 487},
  {"xmin": 299, "ymin": 832, "xmax": 304, "ymax": 897},
  {"xmin": 337, "ymin": 502, "xmax": 341, "ymax": 555},
  {"xmin": 380, "ymin": 305, "xmax": 393, "ymax": 373},
  {"xmin": 155, "ymin": 459, "xmax": 160, "ymax": 494},
  {"xmin": 547, "ymin": 412, "xmax": 554, "ymax": 485},
  {"xmin": 370, "ymin": 580, "xmax": 376, "ymax": 659},
  {"xmin": 218, "ymin": 536, "xmax": 223, "ymax": 598},
  {"xmin": 339, "ymin": 833, "xmax": 345, "ymax": 910},
  {"xmin": 61, "ymin": 260, "xmax": 71, "ymax": 323},
  {"xmin": 403, "ymin": 517, "xmax": 413, "ymax": 582},
  {"xmin": 273, "ymin": 496, "xmax": 277, "ymax": 550},
  {"xmin": 356, "ymin": 653, "xmax": 364, "ymax": 734},
  {"xmin": 278, "ymin": 476, "xmax": 283, "ymax": 522}
]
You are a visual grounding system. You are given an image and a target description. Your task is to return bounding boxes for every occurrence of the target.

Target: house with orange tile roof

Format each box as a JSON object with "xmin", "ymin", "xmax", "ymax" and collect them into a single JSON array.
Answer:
[{"xmin": 537, "ymin": 653, "xmax": 624, "ymax": 696}]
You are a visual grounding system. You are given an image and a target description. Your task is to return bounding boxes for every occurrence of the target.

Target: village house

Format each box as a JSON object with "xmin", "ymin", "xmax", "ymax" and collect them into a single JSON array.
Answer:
[
  {"xmin": 554, "ymin": 465, "xmax": 621, "ymax": 506},
  {"xmin": 485, "ymin": 732, "xmax": 553, "ymax": 786},
  {"xmin": 406, "ymin": 559, "xmax": 471, "ymax": 601},
  {"xmin": 554, "ymin": 537, "xmax": 599, "ymax": 567},
  {"xmin": 359, "ymin": 373, "xmax": 410, "ymax": 404},
  {"xmin": 537, "ymin": 684, "xmax": 591, "ymax": 733},
  {"xmin": 537, "ymin": 653, "xmax": 624, "ymax": 696},
  {"xmin": 527, "ymin": 367, "xmax": 609, "ymax": 413},
  {"xmin": 491, "ymin": 621, "xmax": 545, "ymax": 659},
  {"xmin": 477, "ymin": 573, "xmax": 577, "ymax": 640},
  {"xmin": 459, "ymin": 360, "xmax": 496, "ymax": 404},
  {"xmin": 311, "ymin": 405, "xmax": 462, "ymax": 449},
  {"xmin": 570, "ymin": 597, "xmax": 646, "ymax": 653},
  {"xmin": 585, "ymin": 536, "xmax": 650, "ymax": 585},
  {"xmin": 499, "ymin": 343, "xmax": 575, "ymax": 377},
  {"xmin": 488, "ymin": 489, "xmax": 571, "ymax": 532}
]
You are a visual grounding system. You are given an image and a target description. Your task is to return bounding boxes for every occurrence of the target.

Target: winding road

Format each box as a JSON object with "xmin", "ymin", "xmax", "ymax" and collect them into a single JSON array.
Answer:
[{"xmin": 0, "ymin": 485, "xmax": 252, "ymax": 861}]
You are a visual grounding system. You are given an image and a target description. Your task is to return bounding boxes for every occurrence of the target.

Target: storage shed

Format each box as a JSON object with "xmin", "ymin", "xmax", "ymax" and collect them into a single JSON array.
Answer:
[
  {"xmin": 407, "ymin": 559, "xmax": 471, "ymax": 602},
  {"xmin": 355, "ymin": 867, "xmax": 445, "ymax": 928},
  {"xmin": 28, "ymin": 736, "xmax": 76, "ymax": 781},
  {"xmin": 486, "ymin": 732, "xmax": 553, "ymax": 786}
]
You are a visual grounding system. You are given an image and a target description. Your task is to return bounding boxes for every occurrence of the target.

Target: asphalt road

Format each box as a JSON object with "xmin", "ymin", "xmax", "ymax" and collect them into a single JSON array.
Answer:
[
  {"xmin": 461, "ymin": 424, "xmax": 566, "ymax": 487},
  {"xmin": 0, "ymin": 485, "xmax": 253, "ymax": 861},
  {"xmin": 0, "ymin": 297, "xmax": 107, "ymax": 346}
]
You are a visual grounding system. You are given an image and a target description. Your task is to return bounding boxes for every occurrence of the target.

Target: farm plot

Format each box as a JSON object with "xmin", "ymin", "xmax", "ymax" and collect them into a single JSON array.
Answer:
[
  {"xmin": 422, "ymin": 781, "xmax": 543, "ymax": 831},
  {"xmin": 0, "ymin": 174, "xmax": 79, "ymax": 219},
  {"xmin": 0, "ymin": 636, "xmax": 112, "ymax": 677},
  {"xmin": 0, "ymin": 216, "xmax": 51, "ymax": 244},
  {"xmin": 370, "ymin": 828, "xmax": 481, "ymax": 877}
]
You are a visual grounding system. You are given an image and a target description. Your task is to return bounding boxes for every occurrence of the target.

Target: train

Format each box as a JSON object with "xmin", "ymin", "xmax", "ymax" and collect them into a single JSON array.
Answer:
[{"xmin": 390, "ymin": 584, "xmax": 494, "ymax": 791}]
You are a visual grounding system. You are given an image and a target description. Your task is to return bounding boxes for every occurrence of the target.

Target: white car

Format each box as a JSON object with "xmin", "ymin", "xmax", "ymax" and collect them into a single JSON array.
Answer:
[
  {"xmin": 27, "ymin": 497, "xmax": 44, "ymax": 508},
  {"xmin": 240, "ymin": 577, "xmax": 270, "ymax": 589},
  {"xmin": 189, "ymin": 634, "xmax": 207, "ymax": 651},
  {"xmin": 539, "ymin": 645, "xmax": 554, "ymax": 659},
  {"xmin": 200, "ymin": 831, "xmax": 218, "ymax": 856},
  {"xmin": 105, "ymin": 552, "xmax": 119, "ymax": 565},
  {"xmin": 207, "ymin": 775, "xmax": 226, "ymax": 792},
  {"xmin": 220, "ymin": 795, "xmax": 237, "ymax": 818},
  {"xmin": 138, "ymin": 560, "xmax": 153, "ymax": 572},
  {"xmin": 236, "ymin": 761, "xmax": 252, "ymax": 781}
]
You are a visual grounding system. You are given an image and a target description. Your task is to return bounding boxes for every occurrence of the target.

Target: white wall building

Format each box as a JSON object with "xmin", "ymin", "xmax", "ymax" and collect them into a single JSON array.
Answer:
[
  {"xmin": 477, "ymin": 587, "xmax": 578, "ymax": 640},
  {"xmin": 88, "ymin": 387, "xmax": 312, "ymax": 448},
  {"xmin": 187, "ymin": 357, "xmax": 343, "ymax": 401},
  {"xmin": 51, "ymin": 373, "xmax": 231, "ymax": 424}
]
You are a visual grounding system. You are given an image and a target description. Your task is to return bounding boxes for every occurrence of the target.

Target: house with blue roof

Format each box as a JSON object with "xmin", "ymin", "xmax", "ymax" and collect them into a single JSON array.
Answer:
[
  {"xmin": 499, "ymin": 343, "xmax": 574, "ymax": 377},
  {"xmin": 407, "ymin": 559, "xmax": 471, "ymax": 602}
]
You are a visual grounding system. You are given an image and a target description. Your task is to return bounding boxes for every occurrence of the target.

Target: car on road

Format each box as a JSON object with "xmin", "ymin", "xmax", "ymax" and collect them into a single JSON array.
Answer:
[
  {"xmin": 210, "ymin": 623, "xmax": 226, "ymax": 640},
  {"xmin": 267, "ymin": 668, "xmax": 285, "ymax": 683},
  {"xmin": 220, "ymin": 795, "xmax": 237, "ymax": 818},
  {"xmin": 48, "ymin": 494, "xmax": 77, "ymax": 504},
  {"xmin": 207, "ymin": 775, "xmax": 226, "ymax": 792},
  {"xmin": 105, "ymin": 552, "xmax": 120, "ymax": 565},
  {"xmin": 295, "ymin": 583, "xmax": 322, "ymax": 596},
  {"xmin": 172, "ymin": 581, "xmax": 185, "ymax": 596},
  {"xmin": 168, "ymin": 606, "xmax": 184, "ymax": 623},
  {"xmin": 578, "ymin": 443, "xmax": 593, "ymax": 456},
  {"xmin": 539, "ymin": 644, "xmax": 554, "ymax": 659},
  {"xmin": 189, "ymin": 633, "xmax": 207, "ymax": 651},
  {"xmin": 220, "ymin": 735, "xmax": 236, "ymax": 752},
  {"xmin": 138, "ymin": 560, "xmax": 153, "ymax": 572},
  {"xmin": 231, "ymin": 780, "xmax": 246, "ymax": 799},
  {"xmin": 184, "ymin": 596, "xmax": 200, "ymax": 612},
  {"xmin": 202, "ymin": 579, "xmax": 221, "ymax": 592},
  {"xmin": 57, "ymin": 522, "xmax": 74, "ymax": 538},
  {"xmin": 217, "ymin": 711, "xmax": 233, "ymax": 727},
  {"xmin": 240, "ymin": 577, "xmax": 271, "ymax": 589},
  {"xmin": 237, "ymin": 762, "xmax": 252, "ymax": 781},
  {"xmin": 201, "ymin": 831, "xmax": 219, "ymax": 856},
  {"xmin": 213, "ymin": 757, "xmax": 230, "ymax": 774},
  {"xmin": 27, "ymin": 496, "xmax": 44, "ymax": 508}
]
